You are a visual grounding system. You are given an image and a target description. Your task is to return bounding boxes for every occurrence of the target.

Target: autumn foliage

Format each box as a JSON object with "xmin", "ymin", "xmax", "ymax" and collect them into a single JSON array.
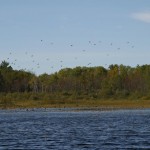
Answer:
[{"xmin": 1, "ymin": 60, "xmax": 150, "ymax": 100}]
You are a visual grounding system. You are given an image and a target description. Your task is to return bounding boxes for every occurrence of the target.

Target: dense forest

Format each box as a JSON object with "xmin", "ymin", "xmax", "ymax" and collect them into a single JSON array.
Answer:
[{"xmin": 0, "ymin": 60, "xmax": 150, "ymax": 101}]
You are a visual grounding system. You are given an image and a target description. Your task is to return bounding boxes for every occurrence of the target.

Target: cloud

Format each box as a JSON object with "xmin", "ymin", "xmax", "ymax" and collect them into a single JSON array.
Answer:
[{"xmin": 132, "ymin": 12, "xmax": 150, "ymax": 23}]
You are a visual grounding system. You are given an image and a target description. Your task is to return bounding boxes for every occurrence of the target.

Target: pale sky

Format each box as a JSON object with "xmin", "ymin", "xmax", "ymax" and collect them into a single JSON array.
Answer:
[{"xmin": 0, "ymin": 0, "xmax": 150, "ymax": 75}]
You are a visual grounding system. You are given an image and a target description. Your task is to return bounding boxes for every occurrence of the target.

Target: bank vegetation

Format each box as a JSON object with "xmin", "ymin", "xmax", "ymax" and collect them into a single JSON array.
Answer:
[{"xmin": 0, "ymin": 60, "xmax": 150, "ymax": 108}]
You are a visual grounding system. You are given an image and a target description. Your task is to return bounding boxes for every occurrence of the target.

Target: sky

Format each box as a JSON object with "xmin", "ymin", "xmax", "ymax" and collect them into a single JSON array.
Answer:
[{"xmin": 0, "ymin": 0, "xmax": 150, "ymax": 75}]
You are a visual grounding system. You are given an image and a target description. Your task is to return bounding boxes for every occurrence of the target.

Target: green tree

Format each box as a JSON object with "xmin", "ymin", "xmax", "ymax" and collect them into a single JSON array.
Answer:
[
  {"xmin": 0, "ymin": 72, "xmax": 4, "ymax": 92},
  {"xmin": 0, "ymin": 61, "xmax": 12, "ymax": 70}
]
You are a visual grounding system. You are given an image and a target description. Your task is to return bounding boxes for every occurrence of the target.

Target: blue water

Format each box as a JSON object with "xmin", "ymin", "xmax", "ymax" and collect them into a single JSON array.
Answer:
[{"xmin": 0, "ymin": 109, "xmax": 150, "ymax": 149}]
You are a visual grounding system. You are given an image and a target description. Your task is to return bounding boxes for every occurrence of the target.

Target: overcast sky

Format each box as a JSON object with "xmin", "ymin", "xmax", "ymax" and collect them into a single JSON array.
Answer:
[{"xmin": 0, "ymin": 0, "xmax": 150, "ymax": 75}]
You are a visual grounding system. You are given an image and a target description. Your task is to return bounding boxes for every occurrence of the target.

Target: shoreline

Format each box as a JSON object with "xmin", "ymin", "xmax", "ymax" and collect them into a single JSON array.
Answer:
[
  {"xmin": 0, "ymin": 107, "xmax": 149, "ymax": 113},
  {"xmin": 0, "ymin": 99, "xmax": 150, "ymax": 111}
]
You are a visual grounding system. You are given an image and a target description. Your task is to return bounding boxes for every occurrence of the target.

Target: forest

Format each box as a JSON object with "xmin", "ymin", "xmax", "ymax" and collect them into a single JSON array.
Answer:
[{"xmin": 1, "ymin": 60, "xmax": 150, "ymax": 103}]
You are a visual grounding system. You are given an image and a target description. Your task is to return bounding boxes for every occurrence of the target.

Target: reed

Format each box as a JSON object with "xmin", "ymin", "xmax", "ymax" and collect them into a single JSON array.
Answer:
[{"xmin": 0, "ymin": 98, "xmax": 150, "ymax": 109}]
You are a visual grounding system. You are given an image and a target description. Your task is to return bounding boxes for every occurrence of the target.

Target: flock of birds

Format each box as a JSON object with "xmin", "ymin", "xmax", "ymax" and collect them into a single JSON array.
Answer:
[{"xmin": 2, "ymin": 39, "xmax": 135, "ymax": 75}]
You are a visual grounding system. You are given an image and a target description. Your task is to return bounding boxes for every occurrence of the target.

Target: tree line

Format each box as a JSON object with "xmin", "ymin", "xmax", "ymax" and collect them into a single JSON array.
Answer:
[{"xmin": 1, "ymin": 60, "xmax": 150, "ymax": 100}]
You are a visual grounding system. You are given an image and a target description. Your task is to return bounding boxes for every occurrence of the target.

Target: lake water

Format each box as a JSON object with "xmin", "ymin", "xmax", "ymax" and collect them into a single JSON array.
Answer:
[{"xmin": 0, "ymin": 108, "xmax": 150, "ymax": 149}]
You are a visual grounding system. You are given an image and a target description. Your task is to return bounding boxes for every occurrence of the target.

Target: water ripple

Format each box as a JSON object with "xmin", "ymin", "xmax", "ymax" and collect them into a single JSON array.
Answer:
[{"xmin": 0, "ymin": 109, "xmax": 150, "ymax": 149}]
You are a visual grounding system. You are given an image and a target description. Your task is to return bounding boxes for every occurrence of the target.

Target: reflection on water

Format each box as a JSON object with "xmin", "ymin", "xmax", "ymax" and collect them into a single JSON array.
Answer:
[{"xmin": 0, "ymin": 109, "xmax": 150, "ymax": 149}]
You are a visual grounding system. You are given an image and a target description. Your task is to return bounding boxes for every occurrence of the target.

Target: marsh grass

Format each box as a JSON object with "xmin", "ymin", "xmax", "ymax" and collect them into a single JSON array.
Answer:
[
  {"xmin": 0, "ymin": 96, "xmax": 150, "ymax": 109},
  {"xmin": 0, "ymin": 92, "xmax": 150, "ymax": 109}
]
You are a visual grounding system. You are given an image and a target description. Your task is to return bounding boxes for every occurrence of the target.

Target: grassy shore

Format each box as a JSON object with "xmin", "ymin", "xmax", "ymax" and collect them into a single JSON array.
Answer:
[{"xmin": 0, "ymin": 98, "xmax": 150, "ymax": 110}]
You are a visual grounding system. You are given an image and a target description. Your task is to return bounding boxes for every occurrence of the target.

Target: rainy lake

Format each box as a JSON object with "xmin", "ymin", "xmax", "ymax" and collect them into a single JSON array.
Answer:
[{"xmin": 0, "ymin": 108, "xmax": 150, "ymax": 149}]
